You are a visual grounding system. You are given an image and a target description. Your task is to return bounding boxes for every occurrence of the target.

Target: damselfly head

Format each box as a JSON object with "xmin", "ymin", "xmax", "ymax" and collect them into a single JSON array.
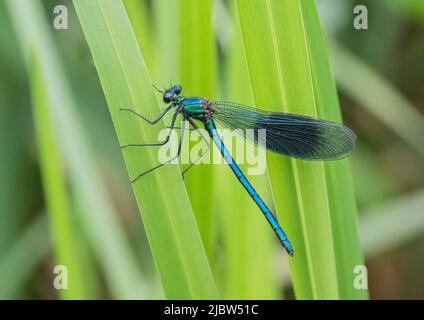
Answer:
[{"xmin": 163, "ymin": 85, "xmax": 182, "ymax": 103}]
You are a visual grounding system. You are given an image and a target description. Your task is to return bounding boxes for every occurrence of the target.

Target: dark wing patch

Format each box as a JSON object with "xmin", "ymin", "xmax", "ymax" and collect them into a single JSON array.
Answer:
[{"xmin": 211, "ymin": 101, "xmax": 356, "ymax": 160}]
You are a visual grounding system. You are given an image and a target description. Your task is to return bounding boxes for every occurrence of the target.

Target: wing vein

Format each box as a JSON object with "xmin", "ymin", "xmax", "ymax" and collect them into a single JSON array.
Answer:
[{"xmin": 211, "ymin": 101, "xmax": 356, "ymax": 160}]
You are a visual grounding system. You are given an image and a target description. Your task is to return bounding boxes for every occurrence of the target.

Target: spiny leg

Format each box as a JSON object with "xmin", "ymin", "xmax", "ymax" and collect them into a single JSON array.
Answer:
[
  {"xmin": 166, "ymin": 126, "xmax": 195, "ymax": 131},
  {"xmin": 131, "ymin": 119, "xmax": 187, "ymax": 183},
  {"xmin": 181, "ymin": 118, "xmax": 211, "ymax": 179},
  {"xmin": 120, "ymin": 103, "xmax": 174, "ymax": 125},
  {"xmin": 121, "ymin": 110, "xmax": 178, "ymax": 148}
]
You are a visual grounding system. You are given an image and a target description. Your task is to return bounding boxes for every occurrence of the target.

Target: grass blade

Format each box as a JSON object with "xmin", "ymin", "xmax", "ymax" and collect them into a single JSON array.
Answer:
[
  {"xmin": 217, "ymin": 0, "xmax": 280, "ymax": 299},
  {"xmin": 153, "ymin": 0, "xmax": 180, "ymax": 82},
  {"xmin": 30, "ymin": 55, "xmax": 87, "ymax": 299},
  {"xmin": 6, "ymin": 0, "xmax": 148, "ymax": 299},
  {"xmin": 123, "ymin": 0, "xmax": 156, "ymax": 78},
  {"xmin": 178, "ymin": 0, "xmax": 217, "ymax": 260},
  {"xmin": 236, "ymin": 0, "xmax": 364, "ymax": 299},
  {"xmin": 73, "ymin": 0, "xmax": 218, "ymax": 299},
  {"xmin": 301, "ymin": 3, "xmax": 367, "ymax": 299}
]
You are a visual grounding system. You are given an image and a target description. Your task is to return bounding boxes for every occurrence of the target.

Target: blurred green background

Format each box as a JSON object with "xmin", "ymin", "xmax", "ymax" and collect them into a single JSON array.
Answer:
[{"xmin": 0, "ymin": 0, "xmax": 423, "ymax": 299}]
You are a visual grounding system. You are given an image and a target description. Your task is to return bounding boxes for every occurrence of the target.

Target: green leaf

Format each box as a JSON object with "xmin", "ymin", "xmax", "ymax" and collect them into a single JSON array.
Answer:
[
  {"xmin": 236, "ymin": 0, "xmax": 366, "ymax": 299},
  {"xmin": 123, "ymin": 0, "xmax": 156, "ymax": 78},
  {"xmin": 30, "ymin": 54, "xmax": 87, "ymax": 299},
  {"xmin": 302, "ymin": 3, "xmax": 367, "ymax": 299},
  {"xmin": 6, "ymin": 0, "xmax": 149, "ymax": 299},
  {"xmin": 73, "ymin": 0, "xmax": 218, "ymax": 299},
  {"xmin": 152, "ymin": 0, "xmax": 180, "ymax": 82},
  {"xmin": 178, "ymin": 0, "xmax": 218, "ymax": 261},
  {"xmin": 217, "ymin": 0, "xmax": 280, "ymax": 299}
]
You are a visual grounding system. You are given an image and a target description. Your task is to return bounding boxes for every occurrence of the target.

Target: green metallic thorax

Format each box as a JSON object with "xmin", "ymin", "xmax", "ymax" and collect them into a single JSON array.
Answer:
[{"xmin": 180, "ymin": 97, "xmax": 209, "ymax": 121}]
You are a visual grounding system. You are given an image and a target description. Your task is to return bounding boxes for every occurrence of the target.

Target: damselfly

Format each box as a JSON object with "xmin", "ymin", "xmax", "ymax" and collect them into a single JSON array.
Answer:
[{"xmin": 121, "ymin": 85, "xmax": 357, "ymax": 256}]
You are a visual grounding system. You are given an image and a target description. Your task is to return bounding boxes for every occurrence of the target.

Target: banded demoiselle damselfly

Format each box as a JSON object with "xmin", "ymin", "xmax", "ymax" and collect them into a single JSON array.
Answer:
[{"xmin": 121, "ymin": 85, "xmax": 357, "ymax": 256}]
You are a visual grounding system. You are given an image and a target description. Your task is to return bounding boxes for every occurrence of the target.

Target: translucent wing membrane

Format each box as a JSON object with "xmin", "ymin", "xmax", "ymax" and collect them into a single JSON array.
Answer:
[{"xmin": 211, "ymin": 101, "xmax": 356, "ymax": 160}]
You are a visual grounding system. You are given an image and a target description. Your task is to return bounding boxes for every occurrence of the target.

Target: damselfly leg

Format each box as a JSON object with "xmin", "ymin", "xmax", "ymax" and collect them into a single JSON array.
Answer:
[
  {"xmin": 166, "ymin": 126, "xmax": 195, "ymax": 131},
  {"xmin": 120, "ymin": 110, "xmax": 178, "ymax": 148},
  {"xmin": 120, "ymin": 103, "xmax": 174, "ymax": 125},
  {"xmin": 181, "ymin": 118, "xmax": 210, "ymax": 179},
  {"xmin": 130, "ymin": 119, "xmax": 187, "ymax": 183}
]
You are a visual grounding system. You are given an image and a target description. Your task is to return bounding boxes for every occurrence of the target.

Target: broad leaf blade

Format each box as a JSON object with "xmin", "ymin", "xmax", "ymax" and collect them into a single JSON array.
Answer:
[{"xmin": 73, "ymin": 0, "xmax": 218, "ymax": 299}]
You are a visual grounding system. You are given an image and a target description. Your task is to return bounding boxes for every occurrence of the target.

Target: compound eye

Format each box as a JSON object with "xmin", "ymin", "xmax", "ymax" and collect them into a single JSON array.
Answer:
[
  {"xmin": 163, "ymin": 92, "xmax": 173, "ymax": 103},
  {"xmin": 175, "ymin": 85, "xmax": 182, "ymax": 95}
]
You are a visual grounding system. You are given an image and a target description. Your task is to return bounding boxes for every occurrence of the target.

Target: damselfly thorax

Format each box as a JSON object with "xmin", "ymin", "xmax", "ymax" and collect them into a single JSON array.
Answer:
[{"xmin": 179, "ymin": 97, "xmax": 214, "ymax": 122}]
